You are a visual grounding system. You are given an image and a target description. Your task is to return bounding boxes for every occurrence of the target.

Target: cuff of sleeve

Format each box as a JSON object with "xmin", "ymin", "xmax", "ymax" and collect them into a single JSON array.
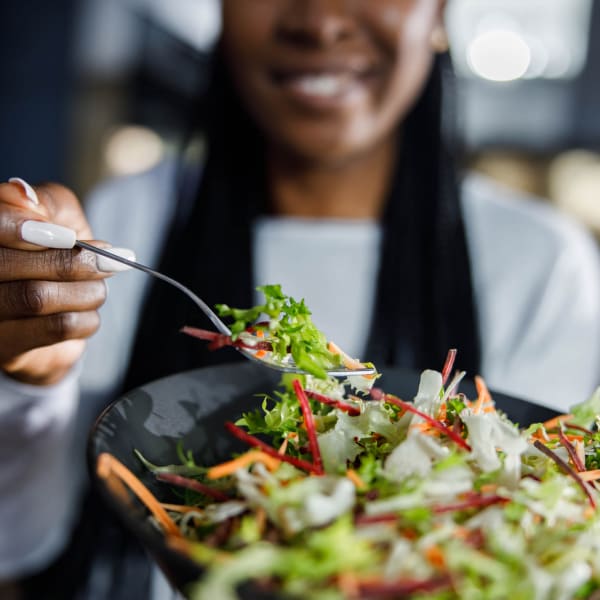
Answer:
[
  {"xmin": 0, "ymin": 364, "xmax": 83, "ymax": 578},
  {"xmin": 0, "ymin": 364, "xmax": 82, "ymax": 416}
]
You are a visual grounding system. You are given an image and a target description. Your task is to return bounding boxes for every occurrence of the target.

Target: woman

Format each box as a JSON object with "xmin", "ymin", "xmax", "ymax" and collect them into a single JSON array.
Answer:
[{"xmin": 1, "ymin": 1, "xmax": 599, "ymax": 598}]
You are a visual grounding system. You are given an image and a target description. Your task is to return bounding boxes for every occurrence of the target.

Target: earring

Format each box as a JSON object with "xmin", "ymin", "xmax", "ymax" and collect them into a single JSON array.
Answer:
[{"xmin": 431, "ymin": 25, "xmax": 449, "ymax": 53}]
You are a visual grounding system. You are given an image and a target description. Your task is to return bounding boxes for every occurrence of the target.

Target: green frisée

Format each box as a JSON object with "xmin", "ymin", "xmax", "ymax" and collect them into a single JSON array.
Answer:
[
  {"xmin": 181, "ymin": 284, "xmax": 376, "ymax": 380},
  {"xmin": 115, "ymin": 288, "xmax": 600, "ymax": 600}
]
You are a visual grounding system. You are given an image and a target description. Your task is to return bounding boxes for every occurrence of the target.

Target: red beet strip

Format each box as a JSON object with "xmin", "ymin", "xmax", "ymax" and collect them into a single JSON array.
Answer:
[
  {"xmin": 557, "ymin": 422, "xmax": 595, "ymax": 436},
  {"xmin": 432, "ymin": 494, "xmax": 508, "ymax": 514},
  {"xmin": 304, "ymin": 389, "xmax": 361, "ymax": 416},
  {"xmin": 533, "ymin": 440, "xmax": 596, "ymax": 509},
  {"xmin": 224, "ymin": 422, "xmax": 319, "ymax": 474},
  {"xmin": 180, "ymin": 326, "xmax": 272, "ymax": 351},
  {"xmin": 293, "ymin": 379, "xmax": 324, "ymax": 475},
  {"xmin": 355, "ymin": 494, "xmax": 507, "ymax": 525},
  {"xmin": 155, "ymin": 472, "xmax": 230, "ymax": 501},
  {"xmin": 558, "ymin": 430, "xmax": 586, "ymax": 472},
  {"xmin": 355, "ymin": 513, "xmax": 399, "ymax": 526},
  {"xmin": 357, "ymin": 575, "xmax": 452, "ymax": 598},
  {"xmin": 380, "ymin": 393, "xmax": 471, "ymax": 452},
  {"xmin": 441, "ymin": 349, "xmax": 457, "ymax": 386}
]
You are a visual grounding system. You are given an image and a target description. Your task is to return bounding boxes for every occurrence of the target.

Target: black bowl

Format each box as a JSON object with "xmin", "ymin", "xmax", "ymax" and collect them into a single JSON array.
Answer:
[{"xmin": 88, "ymin": 362, "xmax": 559, "ymax": 598}]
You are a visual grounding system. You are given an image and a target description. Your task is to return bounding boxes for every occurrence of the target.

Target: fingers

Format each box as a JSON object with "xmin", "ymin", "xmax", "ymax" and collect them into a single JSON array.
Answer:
[
  {"xmin": 2, "ymin": 340, "xmax": 87, "ymax": 385},
  {"xmin": 0, "ymin": 280, "xmax": 107, "ymax": 319},
  {"xmin": 0, "ymin": 180, "xmax": 90, "ymax": 251},
  {"xmin": 0, "ymin": 178, "xmax": 132, "ymax": 385},
  {"xmin": 0, "ymin": 246, "xmax": 118, "ymax": 282},
  {"xmin": 0, "ymin": 311, "xmax": 101, "ymax": 364},
  {"xmin": 0, "ymin": 178, "xmax": 45, "ymax": 212}
]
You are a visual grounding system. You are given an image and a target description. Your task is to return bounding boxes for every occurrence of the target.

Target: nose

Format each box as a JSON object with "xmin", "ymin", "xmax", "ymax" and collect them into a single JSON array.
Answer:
[{"xmin": 276, "ymin": 0, "xmax": 358, "ymax": 47}]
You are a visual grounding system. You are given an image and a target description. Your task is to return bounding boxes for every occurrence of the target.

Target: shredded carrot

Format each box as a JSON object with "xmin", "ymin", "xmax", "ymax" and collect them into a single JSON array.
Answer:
[
  {"xmin": 531, "ymin": 427, "xmax": 551, "ymax": 442},
  {"xmin": 410, "ymin": 421, "xmax": 441, "ymax": 437},
  {"xmin": 97, "ymin": 453, "xmax": 181, "ymax": 537},
  {"xmin": 255, "ymin": 349, "xmax": 267, "ymax": 359},
  {"xmin": 425, "ymin": 545, "xmax": 446, "ymax": 569},
  {"xmin": 256, "ymin": 329, "xmax": 265, "ymax": 338},
  {"xmin": 473, "ymin": 376, "xmax": 492, "ymax": 414},
  {"xmin": 337, "ymin": 572, "xmax": 360, "ymax": 597},
  {"xmin": 411, "ymin": 422, "xmax": 432, "ymax": 433},
  {"xmin": 277, "ymin": 438, "xmax": 289, "ymax": 455},
  {"xmin": 166, "ymin": 535, "xmax": 193, "ymax": 556},
  {"xmin": 579, "ymin": 470, "xmax": 600, "ymax": 482},
  {"xmin": 479, "ymin": 483, "xmax": 498, "ymax": 494},
  {"xmin": 438, "ymin": 403, "xmax": 447, "ymax": 422},
  {"xmin": 542, "ymin": 414, "xmax": 574, "ymax": 430},
  {"xmin": 346, "ymin": 469, "xmax": 367, "ymax": 489},
  {"xmin": 207, "ymin": 449, "xmax": 281, "ymax": 479},
  {"xmin": 101, "ymin": 469, "xmax": 130, "ymax": 505},
  {"xmin": 452, "ymin": 526, "xmax": 470, "ymax": 540},
  {"xmin": 328, "ymin": 341, "xmax": 376, "ymax": 379}
]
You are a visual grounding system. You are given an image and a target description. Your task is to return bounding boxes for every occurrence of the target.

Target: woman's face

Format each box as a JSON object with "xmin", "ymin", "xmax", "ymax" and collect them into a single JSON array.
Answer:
[{"xmin": 220, "ymin": 0, "xmax": 445, "ymax": 166}]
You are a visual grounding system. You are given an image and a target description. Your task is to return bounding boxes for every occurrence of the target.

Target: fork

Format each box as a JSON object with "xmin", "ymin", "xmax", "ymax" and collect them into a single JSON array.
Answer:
[{"xmin": 74, "ymin": 241, "xmax": 376, "ymax": 377}]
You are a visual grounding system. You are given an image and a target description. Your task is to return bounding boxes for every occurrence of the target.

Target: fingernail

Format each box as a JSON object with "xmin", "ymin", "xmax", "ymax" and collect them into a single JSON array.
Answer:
[
  {"xmin": 96, "ymin": 247, "xmax": 136, "ymax": 272},
  {"xmin": 9, "ymin": 177, "xmax": 39, "ymax": 205},
  {"xmin": 21, "ymin": 220, "xmax": 77, "ymax": 249}
]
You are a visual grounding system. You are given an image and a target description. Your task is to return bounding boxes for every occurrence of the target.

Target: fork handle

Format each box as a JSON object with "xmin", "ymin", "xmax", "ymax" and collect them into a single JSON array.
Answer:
[{"xmin": 75, "ymin": 241, "xmax": 232, "ymax": 336}]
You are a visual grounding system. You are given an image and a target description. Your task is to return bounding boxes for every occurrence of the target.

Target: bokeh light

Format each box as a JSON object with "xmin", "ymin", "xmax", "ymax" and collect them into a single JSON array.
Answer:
[
  {"xmin": 467, "ymin": 29, "xmax": 532, "ymax": 82},
  {"xmin": 104, "ymin": 125, "xmax": 165, "ymax": 176}
]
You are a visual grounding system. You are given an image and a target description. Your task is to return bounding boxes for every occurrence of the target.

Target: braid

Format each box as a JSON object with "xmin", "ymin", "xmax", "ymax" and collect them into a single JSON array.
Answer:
[{"xmin": 365, "ymin": 53, "xmax": 481, "ymax": 373}]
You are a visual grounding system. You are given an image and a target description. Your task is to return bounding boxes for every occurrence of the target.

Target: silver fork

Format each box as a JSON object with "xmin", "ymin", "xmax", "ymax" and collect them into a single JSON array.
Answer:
[{"xmin": 75, "ymin": 241, "xmax": 376, "ymax": 377}]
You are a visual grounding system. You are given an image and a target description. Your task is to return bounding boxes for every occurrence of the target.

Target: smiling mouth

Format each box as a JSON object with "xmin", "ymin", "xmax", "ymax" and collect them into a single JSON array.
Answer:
[
  {"xmin": 285, "ymin": 73, "xmax": 356, "ymax": 98},
  {"xmin": 271, "ymin": 68, "xmax": 376, "ymax": 103}
]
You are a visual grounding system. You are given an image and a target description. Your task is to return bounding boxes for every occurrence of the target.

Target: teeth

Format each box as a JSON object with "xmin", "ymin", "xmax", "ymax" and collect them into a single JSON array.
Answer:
[{"xmin": 293, "ymin": 74, "xmax": 348, "ymax": 97}]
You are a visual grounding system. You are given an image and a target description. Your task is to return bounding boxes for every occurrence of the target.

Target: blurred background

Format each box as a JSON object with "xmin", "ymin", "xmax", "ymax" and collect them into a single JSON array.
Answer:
[{"xmin": 1, "ymin": 0, "xmax": 599, "ymax": 239}]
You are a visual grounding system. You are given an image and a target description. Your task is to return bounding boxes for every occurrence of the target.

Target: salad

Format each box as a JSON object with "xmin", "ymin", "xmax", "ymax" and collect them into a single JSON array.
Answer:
[
  {"xmin": 97, "ymin": 286, "xmax": 600, "ymax": 600},
  {"xmin": 180, "ymin": 284, "xmax": 375, "ymax": 380}
]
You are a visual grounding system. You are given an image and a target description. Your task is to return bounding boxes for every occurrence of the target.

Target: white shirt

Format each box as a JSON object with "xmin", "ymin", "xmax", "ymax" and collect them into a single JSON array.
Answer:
[{"xmin": 1, "ymin": 161, "xmax": 599, "ymax": 587}]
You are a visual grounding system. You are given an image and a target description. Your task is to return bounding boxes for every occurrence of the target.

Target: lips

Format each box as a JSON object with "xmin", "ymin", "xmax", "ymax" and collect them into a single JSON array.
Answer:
[
  {"xmin": 285, "ymin": 72, "xmax": 356, "ymax": 98},
  {"xmin": 270, "ymin": 64, "xmax": 377, "ymax": 109}
]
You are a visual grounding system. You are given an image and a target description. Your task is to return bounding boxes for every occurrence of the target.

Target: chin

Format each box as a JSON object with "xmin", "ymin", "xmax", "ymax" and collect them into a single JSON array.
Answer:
[
  {"xmin": 280, "ymin": 140, "xmax": 366, "ymax": 168},
  {"xmin": 268, "ymin": 123, "xmax": 378, "ymax": 168}
]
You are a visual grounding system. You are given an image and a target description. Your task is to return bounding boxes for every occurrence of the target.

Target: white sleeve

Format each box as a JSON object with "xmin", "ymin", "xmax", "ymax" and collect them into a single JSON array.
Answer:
[
  {"xmin": 463, "ymin": 175, "xmax": 600, "ymax": 413},
  {"xmin": 485, "ymin": 231, "xmax": 600, "ymax": 412},
  {"xmin": 0, "ymin": 369, "xmax": 83, "ymax": 579}
]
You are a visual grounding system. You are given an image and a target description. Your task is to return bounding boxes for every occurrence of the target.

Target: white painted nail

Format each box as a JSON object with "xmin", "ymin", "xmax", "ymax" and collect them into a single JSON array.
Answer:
[
  {"xmin": 8, "ymin": 177, "xmax": 39, "ymax": 205},
  {"xmin": 96, "ymin": 247, "xmax": 136, "ymax": 272},
  {"xmin": 21, "ymin": 220, "xmax": 76, "ymax": 249}
]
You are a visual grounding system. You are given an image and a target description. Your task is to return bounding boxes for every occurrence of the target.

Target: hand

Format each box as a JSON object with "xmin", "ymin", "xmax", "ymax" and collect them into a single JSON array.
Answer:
[{"xmin": 0, "ymin": 179, "xmax": 114, "ymax": 385}]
